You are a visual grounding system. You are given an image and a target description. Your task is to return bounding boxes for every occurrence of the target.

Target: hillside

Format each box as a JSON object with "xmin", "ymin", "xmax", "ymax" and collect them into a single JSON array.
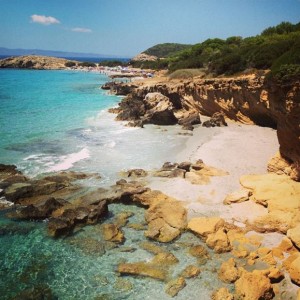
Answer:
[
  {"xmin": 0, "ymin": 55, "xmax": 78, "ymax": 69},
  {"xmin": 131, "ymin": 21, "xmax": 300, "ymax": 82},
  {"xmin": 143, "ymin": 43, "xmax": 191, "ymax": 58}
]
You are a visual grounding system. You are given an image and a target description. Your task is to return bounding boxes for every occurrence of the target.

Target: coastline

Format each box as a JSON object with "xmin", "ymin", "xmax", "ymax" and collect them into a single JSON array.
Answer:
[{"xmin": 1, "ymin": 68, "xmax": 300, "ymax": 299}]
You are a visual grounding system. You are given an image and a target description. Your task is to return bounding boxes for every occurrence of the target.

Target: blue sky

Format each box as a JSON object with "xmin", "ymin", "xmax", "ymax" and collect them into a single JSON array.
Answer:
[{"xmin": 0, "ymin": 0, "xmax": 300, "ymax": 57}]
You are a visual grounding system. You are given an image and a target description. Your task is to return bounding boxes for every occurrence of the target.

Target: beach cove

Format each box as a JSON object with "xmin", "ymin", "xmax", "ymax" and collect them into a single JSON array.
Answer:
[{"xmin": 0, "ymin": 67, "xmax": 300, "ymax": 299}]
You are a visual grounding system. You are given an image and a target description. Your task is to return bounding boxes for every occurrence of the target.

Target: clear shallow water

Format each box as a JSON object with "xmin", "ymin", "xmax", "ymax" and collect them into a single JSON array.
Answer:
[
  {"xmin": 0, "ymin": 69, "xmax": 223, "ymax": 299},
  {"xmin": 0, "ymin": 205, "xmax": 227, "ymax": 300},
  {"xmin": 0, "ymin": 69, "xmax": 187, "ymax": 182}
]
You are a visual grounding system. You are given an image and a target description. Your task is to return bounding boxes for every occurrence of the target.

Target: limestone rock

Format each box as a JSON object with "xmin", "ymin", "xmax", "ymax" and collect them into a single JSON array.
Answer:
[
  {"xmin": 206, "ymin": 228, "xmax": 231, "ymax": 253},
  {"xmin": 188, "ymin": 217, "xmax": 225, "ymax": 238},
  {"xmin": 287, "ymin": 224, "xmax": 300, "ymax": 248},
  {"xmin": 165, "ymin": 277, "xmax": 186, "ymax": 297},
  {"xmin": 287, "ymin": 256, "xmax": 300, "ymax": 285},
  {"xmin": 202, "ymin": 112, "xmax": 227, "ymax": 127},
  {"xmin": 235, "ymin": 270, "xmax": 274, "ymax": 300},
  {"xmin": 223, "ymin": 189, "xmax": 251, "ymax": 205},
  {"xmin": 151, "ymin": 252, "xmax": 179, "ymax": 265},
  {"xmin": 180, "ymin": 265, "xmax": 201, "ymax": 278},
  {"xmin": 117, "ymin": 262, "xmax": 167, "ymax": 281},
  {"xmin": 131, "ymin": 53, "xmax": 158, "ymax": 62},
  {"xmin": 218, "ymin": 258, "xmax": 239, "ymax": 283},
  {"xmin": 0, "ymin": 55, "xmax": 78, "ymax": 70},
  {"xmin": 102, "ymin": 223, "xmax": 125, "ymax": 243},
  {"xmin": 145, "ymin": 197, "xmax": 187, "ymax": 242},
  {"xmin": 211, "ymin": 287, "xmax": 234, "ymax": 300},
  {"xmin": 267, "ymin": 152, "xmax": 292, "ymax": 176}
]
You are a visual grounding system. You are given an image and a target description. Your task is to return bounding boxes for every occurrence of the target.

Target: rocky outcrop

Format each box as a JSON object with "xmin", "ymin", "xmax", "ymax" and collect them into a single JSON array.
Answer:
[
  {"xmin": 131, "ymin": 53, "xmax": 158, "ymax": 62},
  {"xmin": 110, "ymin": 75, "xmax": 300, "ymax": 178},
  {"xmin": 0, "ymin": 55, "xmax": 78, "ymax": 69}
]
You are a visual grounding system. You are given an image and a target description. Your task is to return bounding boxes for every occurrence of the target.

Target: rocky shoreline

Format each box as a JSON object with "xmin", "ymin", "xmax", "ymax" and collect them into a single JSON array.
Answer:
[
  {"xmin": 1, "ymin": 71, "xmax": 300, "ymax": 298},
  {"xmin": 103, "ymin": 74, "xmax": 300, "ymax": 181}
]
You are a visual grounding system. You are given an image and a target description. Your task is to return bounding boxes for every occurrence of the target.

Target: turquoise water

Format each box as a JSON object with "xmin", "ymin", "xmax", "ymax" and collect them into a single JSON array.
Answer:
[
  {"xmin": 0, "ymin": 69, "xmax": 187, "ymax": 180},
  {"xmin": 1, "ymin": 69, "xmax": 226, "ymax": 299}
]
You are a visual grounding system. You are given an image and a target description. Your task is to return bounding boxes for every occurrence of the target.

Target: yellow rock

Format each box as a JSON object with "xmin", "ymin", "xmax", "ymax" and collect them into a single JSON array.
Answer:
[
  {"xmin": 180, "ymin": 265, "xmax": 201, "ymax": 278},
  {"xmin": 223, "ymin": 189, "xmax": 251, "ymax": 205},
  {"xmin": 188, "ymin": 217, "xmax": 225, "ymax": 238},
  {"xmin": 151, "ymin": 252, "xmax": 179, "ymax": 265},
  {"xmin": 218, "ymin": 258, "xmax": 239, "ymax": 283},
  {"xmin": 117, "ymin": 262, "xmax": 168, "ymax": 281},
  {"xmin": 165, "ymin": 276, "xmax": 186, "ymax": 297},
  {"xmin": 287, "ymin": 256, "xmax": 300, "ymax": 285},
  {"xmin": 287, "ymin": 224, "xmax": 300, "ymax": 249},
  {"xmin": 101, "ymin": 223, "xmax": 124, "ymax": 243},
  {"xmin": 235, "ymin": 270, "xmax": 274, "ymax": 300},
  {"xmin": 206, "ymin": 229, "xmax": 231, "ymax": 253},
  {"xmin": 211, "ymin": 287, "xmax": 234, "ymax": 300}
]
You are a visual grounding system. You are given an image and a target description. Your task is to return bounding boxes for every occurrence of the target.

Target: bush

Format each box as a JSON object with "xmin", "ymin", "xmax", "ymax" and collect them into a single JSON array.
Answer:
[
  {"xmin": 272, "ymin": 64, "xmax": 300, "ymax": 83},
  {"xmin": 78, "ymin": 61, "xmax": 96, "ymax": 67},
  {"xmin": 65, "ymin": 61, "xmax": 76, "ymax": 67}
]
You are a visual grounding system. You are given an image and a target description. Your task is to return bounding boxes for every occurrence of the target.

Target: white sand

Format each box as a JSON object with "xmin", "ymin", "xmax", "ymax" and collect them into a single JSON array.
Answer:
[{"xmin": 148, "ymin": 123, "xmax": 279, "ymax": 224}]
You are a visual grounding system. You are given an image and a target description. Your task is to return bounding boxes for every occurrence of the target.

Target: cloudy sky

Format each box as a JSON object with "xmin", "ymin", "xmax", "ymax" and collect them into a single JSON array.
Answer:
[{"xmin": 0, "ymin": 0, "xmax": 299, "ymax": 57}]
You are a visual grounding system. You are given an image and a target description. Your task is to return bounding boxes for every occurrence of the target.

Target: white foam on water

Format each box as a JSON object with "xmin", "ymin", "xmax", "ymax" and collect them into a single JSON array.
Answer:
[{"xmin": 47, "ymin": 148, "xmax": 90, "ymax": 172}]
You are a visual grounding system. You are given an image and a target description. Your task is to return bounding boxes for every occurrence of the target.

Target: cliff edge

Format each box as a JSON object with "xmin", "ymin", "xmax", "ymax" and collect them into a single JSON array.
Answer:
[{"xmin": 107, "ymin": 75, "xmax": 300, "ymax": 180}]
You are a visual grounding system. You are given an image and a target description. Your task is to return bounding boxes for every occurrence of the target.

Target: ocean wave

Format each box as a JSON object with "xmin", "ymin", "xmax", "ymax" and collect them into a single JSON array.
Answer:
[{"xmin": 47, "ymin": 148, "xmax": 90, "ymax": 172}]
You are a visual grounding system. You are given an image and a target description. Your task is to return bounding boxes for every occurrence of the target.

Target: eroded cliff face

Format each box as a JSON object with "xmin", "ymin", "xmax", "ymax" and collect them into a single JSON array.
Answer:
[{"xmin": 109, "ymin": 75, "xmax": 300, "ymax": 178}]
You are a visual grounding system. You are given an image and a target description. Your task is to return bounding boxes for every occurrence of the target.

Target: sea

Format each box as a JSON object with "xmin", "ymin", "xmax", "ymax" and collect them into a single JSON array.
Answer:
[{"xmin": 0, "ymin": 67, "xmax": 225, "ymax": 299}]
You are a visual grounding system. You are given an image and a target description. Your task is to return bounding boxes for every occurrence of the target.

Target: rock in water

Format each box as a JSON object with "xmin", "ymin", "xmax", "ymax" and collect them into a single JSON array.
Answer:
[{"xmin": 165, "ymin": 277, "xmax": 186, "ymax": 297}]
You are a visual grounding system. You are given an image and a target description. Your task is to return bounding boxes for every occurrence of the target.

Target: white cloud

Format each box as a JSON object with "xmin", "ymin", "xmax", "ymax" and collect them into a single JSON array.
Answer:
[
  {"xmin": 71, "ymin": 27, "xmax": 92, "ymax": 33},
  {"xmin": 30, "ymin": 14, "xmax": 60, "ymax": 25}
]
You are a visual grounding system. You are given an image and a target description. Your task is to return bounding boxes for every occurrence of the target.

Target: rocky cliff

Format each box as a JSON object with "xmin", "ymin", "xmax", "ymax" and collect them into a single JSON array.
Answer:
[
  {"xmin": 0, "ymin": 55, "xmax": 77, "ymax": 69},
  {"xmin": 108, "ymin": 75, "xmax": 300, "ymax": 179}
]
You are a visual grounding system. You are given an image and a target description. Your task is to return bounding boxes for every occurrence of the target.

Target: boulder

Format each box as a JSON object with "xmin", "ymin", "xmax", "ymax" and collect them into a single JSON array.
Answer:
[
  {"xmin": 206, "ymin": 228, "xmax": 231, "ymax": 253},
  {"xmin": 218, "ymin": 258, "xmax": 239, "ymax": 283},
  {"xmin": 102, "ymin": 223, "xmax": 125, "ymax": 243},
  {"xmin": 234, "ymin": 270, "xmax": 274, "ymax": 300},
  {"xmin": 48, "ymin": 218, "xmax": 74, "ymax": 238},
  {"xmin": 211, "ymin": 287, "xmax": 234, "ymax": 300},
  {"xmin": 188, "ymin": 217, "xmax": 225, "ymax": 239},
  {"xmin": 287, "ymin": 224, "xmax": 300, "ymax": 249},
  {"xmin": 287, "ymin": 256, "xmax": 300, "ymax": 285},
  {"xmin": 144, "ymin": 197, "xmax": 187, "ymax": 242},
  {"xmin": 202, "ymin": 112, "xmax": 227, "ymax": 128},
  {"xmin": 165, "ymin": 277, "xmax": 186, "ymax": 297},
  {"xmin": 223, "ymin": 189, "xmax": 251, "ymax": 205}
]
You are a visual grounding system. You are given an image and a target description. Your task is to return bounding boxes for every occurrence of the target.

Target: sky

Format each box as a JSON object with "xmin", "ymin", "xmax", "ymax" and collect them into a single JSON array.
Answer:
[{"xmin": 0, "ymin": 0, "xmax": 300, "ymax": 58}]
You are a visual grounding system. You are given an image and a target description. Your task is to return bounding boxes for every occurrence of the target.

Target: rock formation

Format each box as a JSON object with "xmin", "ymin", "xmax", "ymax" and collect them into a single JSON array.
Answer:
[
  {"xmin": 0, "ymin": 55, "xmax": 78, "ymax": 70},
  {"xmin": 108, "ymin": 75, "xmax": 300, "ymax": 179}
]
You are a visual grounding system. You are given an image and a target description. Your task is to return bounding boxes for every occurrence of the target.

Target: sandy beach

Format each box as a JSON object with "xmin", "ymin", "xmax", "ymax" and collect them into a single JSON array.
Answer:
[{"xmin": 149, "ymin": 122, "xmax": 279, "ymax": 223}]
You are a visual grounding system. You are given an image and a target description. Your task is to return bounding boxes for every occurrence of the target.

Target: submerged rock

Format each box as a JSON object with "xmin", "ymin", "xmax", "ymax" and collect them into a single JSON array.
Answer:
[
  {"xmin": 165, "ymin": 276, "xmax": 186, "ymax": 297},
  {"xmin": 218, "ymin": 258, "xmax": 239, "ymax": 283},
  {"xmin": 117, "ymin": 262, "xmax": 168, "ymax": 281},
  {"xmin": 101, "ymin": 223, "xmax": 125, "ymax": 243},
  {"xmin": 180, "ymin": 265, "xmax": 201, "ymax": 278}
]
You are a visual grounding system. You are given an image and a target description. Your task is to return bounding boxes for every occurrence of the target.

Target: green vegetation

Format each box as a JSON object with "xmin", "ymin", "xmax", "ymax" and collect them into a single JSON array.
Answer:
[
  {"xmin": 78, "ymin": 61, "xmax": 96, "ymax": 67},
  {"xmin": 65, "ymin": 61, "xmax": 76, "ymax": 67},
  {"xmin": 99, "ymin": 60, "xmax": 127, "ymax": 67},
  {"xmin": 132, "ymin": 21, "xmax": 300, "ymax": 83},
  {"xmin": 143, "ymin": 43, "xmax": 191, "ymax": 58}
]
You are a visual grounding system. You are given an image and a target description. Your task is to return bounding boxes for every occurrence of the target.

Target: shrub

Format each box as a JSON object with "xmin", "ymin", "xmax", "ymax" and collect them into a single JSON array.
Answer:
[{"xmin": 65, "ymin": 61, "xmax": 76, "ymax": 67}]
